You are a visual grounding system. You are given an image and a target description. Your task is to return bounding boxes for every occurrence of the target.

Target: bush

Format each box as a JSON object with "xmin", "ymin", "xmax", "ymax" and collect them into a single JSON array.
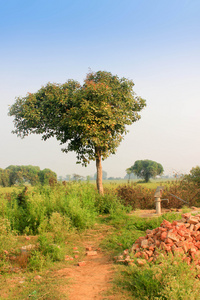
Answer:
[
  {"xmin": 115, "ymin": 180, "xmax": 200, "ymax": 210},
  {"xmin": 184, "ymin": 166, "xmax": 200, "ymax": 187},
  {"xmin": 1, "ymin": 183, "xmax": 99, "ymax": 234},
  {"xmin": 116, "ymin": 184, "xmax": 154, "ymax": 210},
  {"xmin": 28, "ymin": 250, "xmax": 46, "ymax": 271},
  {"xmin": 117, "ymin": 255, "xmax": 200, "ymax": 300},
  {"xmin": 0, "ymin": 217, "xmax": 17, "ymax": 254},
  {"xmin": 95, "ymin": 192, "xmax": 130, "ymax": 214},
  {"xmin": 162, "ymin": 179, "xmax": 199, "ymax": 209},
  {"xmin": 49, "ymin": 212, "xmax": 71, "ymax": 243},
  {"xmin": 38, "ymin": 233, "xmax": 65, "ymax": 262}
]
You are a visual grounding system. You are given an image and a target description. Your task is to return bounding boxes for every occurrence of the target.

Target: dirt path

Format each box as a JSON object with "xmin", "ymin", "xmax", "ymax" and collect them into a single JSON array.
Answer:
[{"xmin": 55, "ymin": 225, "xmax": 115, "ymax": 300}]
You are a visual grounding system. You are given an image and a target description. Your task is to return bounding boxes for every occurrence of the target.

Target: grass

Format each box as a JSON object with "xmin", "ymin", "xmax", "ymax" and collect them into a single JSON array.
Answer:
[
  {"xmin": 0, "ymin": 182, "xmax": 199, "ymax": 299},
  {"xmin": 1, "ymin": 209, "xmax": 200, "ymax": 300},
  {"xmin": 0, "ymin": 228, "xmax": 88, "ymax": 299},
  {"xmin": 100, "ymin": 211, "xmax": 200, "ymax": 300},
  {"xmin": 0, "ymin": 186, "xmax": 24, "ymax": 194},
  {"xmin": 0, "ymin": 270, "xmax": 69, "ymax": 300},
  {"xmin": 100, "ymin": 212, "xmax": 182, "ymax": 256},
  {"xmin": 68, "ymin": 177, "xmax": 175, "ymax": 188},
  {"xmin": 113, "ymin": 256, "xmax": 200, "ymax": 300}
]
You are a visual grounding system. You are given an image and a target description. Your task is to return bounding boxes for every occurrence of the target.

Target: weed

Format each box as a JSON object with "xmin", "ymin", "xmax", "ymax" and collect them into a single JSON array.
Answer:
[
  {"xmin": 0, "ymin": 217, "xmax": 17, "ymax": 254},
  {"xmin": 181, "ymin": 205, "xmax": 191, "ymax": 213},
  {"xmin": 115, "ymin": 255, "xmax": 200, "ymax": 300},
  {"xmin": 28, "ymin": 250, "xmax": 46, "ymax": 271},
  {"xmin": 49, "ymin": 212, "xmax": 72, "ymax": 243},
  {"xmin": 38, "ymin": 233, "xmax": 65, "ymax": 262}
]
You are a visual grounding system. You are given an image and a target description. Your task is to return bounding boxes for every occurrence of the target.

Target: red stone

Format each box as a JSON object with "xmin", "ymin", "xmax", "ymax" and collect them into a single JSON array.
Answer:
[
  {"xmin": 146, "ymin": 250, "xmax": 153, "ymax": 257},
  {"xmin": 134, "ymin": 252, "xmax": 142, "ymax": 258},
  {"xmin": 167, "ymin": 232, "xmax": 180, "ymax": 242},
  {"xmin": 136, "ymin": 259, "xmax": 146, "ymax": 266},
  {"xmin": 188, "ymin": 216, "xmax": 199, "ymax": 225},
  {"xmin": 160, "ymin": 231, "xmax": 167, "ymax": 241},
  {"xmin": 86, "ymin": 246, "xmax": 92, "ymax": 251},
  {"xmin": 148, "ymin": 257, "xmax": 154, "ymax": 262},
  {"xmin": 78, "ymin": 261, "xmax": 86, "ymax": 266},
  {"xmin": 141, "ymin": 239, "xmax": 149, "ymax": 248},
  {"xmin": 86, "ymin": 251, "xmax": 97, "ymax": 256}
]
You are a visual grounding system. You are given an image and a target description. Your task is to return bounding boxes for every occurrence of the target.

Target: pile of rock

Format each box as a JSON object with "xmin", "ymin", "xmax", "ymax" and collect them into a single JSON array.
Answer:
[{"xmin": 116, "ymin": 213, "xmax": 200, "ymax": 267}]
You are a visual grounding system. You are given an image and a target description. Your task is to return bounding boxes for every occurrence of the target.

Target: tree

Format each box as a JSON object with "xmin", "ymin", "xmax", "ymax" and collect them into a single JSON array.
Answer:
[
  {"xmin": 184, "ymin": 166, "xmax": 200, "ymax": 187},
  {"xmin": 6, "ymin": 165, "xmax": 41, "ymax": 186},
  {"xmin": 0, "ymin": 168, "xmax": 10, "ymax": 187},
  {"xmin": 0, "ymin": 165, "xmax": 57, "ymax": 186},
  {"xmin": 72, "ymin": 174, "xmax": 84, "ymax": 181},
  {"xmin": 38, "ymin": 168, "xmax": 57, "ymax": 185},
  {"xmin": 127, "ymin": 160, "xmax": 164, "ymax": 183},
  {"xmin": 9, "ymin": 71, "xmax": 146, "ymax": 194}
]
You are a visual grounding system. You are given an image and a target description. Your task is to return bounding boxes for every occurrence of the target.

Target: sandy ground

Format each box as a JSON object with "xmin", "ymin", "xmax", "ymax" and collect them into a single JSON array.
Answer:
[{"xmin": 54, "ymin": 226, "xmax": 115, "ymax": 300}]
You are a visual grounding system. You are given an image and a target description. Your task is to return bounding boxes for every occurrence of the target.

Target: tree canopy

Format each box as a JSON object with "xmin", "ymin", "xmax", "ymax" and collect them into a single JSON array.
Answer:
[
  {"xmin": 0, "ymin": 165, "xmax": 57, "ymax": 187},
  {"xmin": 127, "ymin": 159, "xmax": 164, "ymax": 183},
  {"xmin": 9, "ymin": 70, "xmax": 146, "ymax": 194},
  {"xmin": 184, "ymin": 166, "xmax": 200, "ymax": 187}
]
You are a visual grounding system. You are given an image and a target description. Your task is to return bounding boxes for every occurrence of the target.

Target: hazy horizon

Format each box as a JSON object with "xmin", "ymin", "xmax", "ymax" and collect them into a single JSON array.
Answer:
[{"xmin": 1, "ymin": 0, "xmax": 200, "ymax": 179}]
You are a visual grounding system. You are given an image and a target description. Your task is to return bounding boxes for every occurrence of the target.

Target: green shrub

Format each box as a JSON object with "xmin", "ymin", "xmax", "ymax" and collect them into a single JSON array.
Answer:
[
  {"xmin": 38, "ymin": 233, "xmax": 65, "ymax": 262},
  {"xmin": 49, "ymin": 212, "xmax": 72, "ymax": 243},
  {"xmin": 117, "ymin": 255, "xmax": 200, "ymax": 300},
  {"xmin": 1, "ymin": 183, "xmax": 100, "ymax": 234},
  {"xmin": 0, "ymin": 217, "xmax": 17, "ymax": 254},
  {"xmin": 184, "ymin": 166, "xmax": 200, "ymax": 187},
  {"xmin": 95, "ymin": 193, "xmax": 130, "ymax": 214},
  {"xmin": 28, "ymin": 250, "xmax": 46, "ymax": 271}
]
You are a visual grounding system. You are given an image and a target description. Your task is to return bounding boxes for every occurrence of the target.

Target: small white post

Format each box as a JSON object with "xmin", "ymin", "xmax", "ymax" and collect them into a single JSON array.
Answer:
[
  {"xmin": 154, "ymin": 186, "xmax": 164, "ymax": 215},
  {"xmin": 155, "ymin": 197, "xmax": 161, "ymax": 215}
]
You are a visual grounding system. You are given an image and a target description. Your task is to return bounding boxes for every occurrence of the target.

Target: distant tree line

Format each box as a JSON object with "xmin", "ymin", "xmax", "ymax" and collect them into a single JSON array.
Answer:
[
  {"xmin": 58, "ymin": 170, "xmax": 138, "ymax": 182},
  {"xmin": 0, "ymin": 165, "xmax": 57, "ymax": 187}
]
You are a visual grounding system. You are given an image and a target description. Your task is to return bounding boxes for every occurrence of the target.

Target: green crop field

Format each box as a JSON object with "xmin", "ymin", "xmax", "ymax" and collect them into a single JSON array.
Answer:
[
  {"xmin": 0, "ymin": 186, "xmax": 24, "ymax": 194},
  {"xmin": 89, "ymin": 178, "xmax": 175, "ymax": 189}
]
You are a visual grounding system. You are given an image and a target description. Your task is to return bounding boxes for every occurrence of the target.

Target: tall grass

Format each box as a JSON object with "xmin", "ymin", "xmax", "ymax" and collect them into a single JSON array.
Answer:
[
  {"xmin": 0, "ymin": 182, "xmax": 127, "ymax": 235},
  {"xmin": 101, "ymin": 211, "xmax": 200, "ymax": 299},
  {"xmin": 0, "ymin": 182, "xmax": 128, "ymax": 273},
  {"xmin": 1, "ymin": 182, "xmax": 200, "ymax": 299},
  {"xmin": 116, "ymin": 255, "xmax": 200, "ymax": 300}
]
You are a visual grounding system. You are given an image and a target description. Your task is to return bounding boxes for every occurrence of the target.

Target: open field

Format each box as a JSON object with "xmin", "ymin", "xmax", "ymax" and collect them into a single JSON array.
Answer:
[
  {"xmin": 103, "ymin": 178, "xmax": 174, "ymax": 189},
  {"xmin": 69, "ymin": 177, "xmax": 175, "ymax": 189},
  {"xmin": 0, "ymin": 178, "xmax": 175, "ymax": 194},
  {"xmin": 0, "ymin": 186, "xmax": 24, "ymax": 194}
]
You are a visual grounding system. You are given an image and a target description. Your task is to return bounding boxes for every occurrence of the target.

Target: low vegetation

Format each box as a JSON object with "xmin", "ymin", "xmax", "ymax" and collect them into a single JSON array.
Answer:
[
  {"xmin": 100, "ymin": 211, "xmax": 200, "ymax": 300},
  {"xmin": 0, "ymin": 177, "xmax": 200, "ymax": 299}
]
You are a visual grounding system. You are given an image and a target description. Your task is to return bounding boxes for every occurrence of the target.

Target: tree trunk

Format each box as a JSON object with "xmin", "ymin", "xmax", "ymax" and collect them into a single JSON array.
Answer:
[
  {"xmin": 95, "ymin": 147, "xmax": 104, "ymax": 195},
  {"xmin": 145, "ymin": 173, "xmax": 150, "ymax": 183}
]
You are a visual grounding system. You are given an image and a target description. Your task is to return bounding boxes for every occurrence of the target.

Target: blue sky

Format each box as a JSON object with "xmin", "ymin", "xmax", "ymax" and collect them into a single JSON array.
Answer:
[{"xmin": 1, "ymin": 0, "xmax": 200, "ymax": 178}]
